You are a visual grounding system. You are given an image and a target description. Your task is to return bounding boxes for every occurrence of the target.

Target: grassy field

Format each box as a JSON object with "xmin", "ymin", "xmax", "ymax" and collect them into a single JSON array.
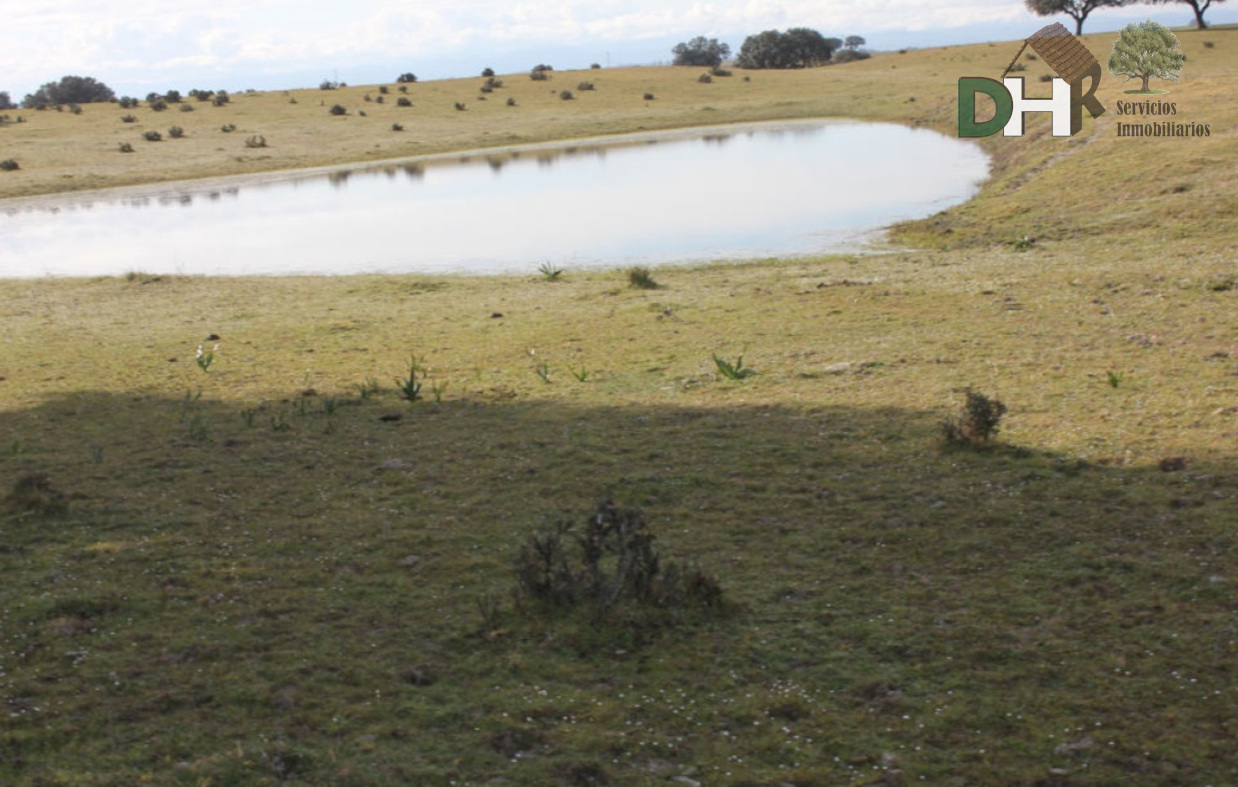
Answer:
[{"xmin": 2, "ymin": 29, "xmax": 1238, "ymax": 786}]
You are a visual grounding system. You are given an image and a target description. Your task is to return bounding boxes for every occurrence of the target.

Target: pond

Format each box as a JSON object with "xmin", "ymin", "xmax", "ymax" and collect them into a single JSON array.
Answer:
[{"xmin": 0, "ymin": 119, "xmax": 988, "ymax": 279}]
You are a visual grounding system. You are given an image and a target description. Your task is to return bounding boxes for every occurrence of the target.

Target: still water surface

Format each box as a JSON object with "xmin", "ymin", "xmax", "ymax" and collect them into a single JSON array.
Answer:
[{"xmin": 0, "ymin": 120, "xmax": 988, "ymax": 278}]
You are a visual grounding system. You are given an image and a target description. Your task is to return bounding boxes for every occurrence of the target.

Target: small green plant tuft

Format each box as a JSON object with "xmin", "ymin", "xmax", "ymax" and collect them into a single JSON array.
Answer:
[
  {"xmin": 1106, "ymin": 370, "xmax": 1125, "ymax": 389},
  {"xmin": 358, "ymin": 376, "xmax": 380, "ymax": 399},
  {"xmin": 941, "ymin": 388, "xmax": 1008, "ymax": 446},
  {"xmin": 396, "ymin": 356, "xmax": 425, "ymax": 401},
  {"xmin": 195, "ymin": 343, "xmax": 217, "ymax": 373},
  {"xmin": 713, "ymin": 352, "xmax": 757, "ymax": 380},
  {"xmin": 536, "ymin": 362, "xmax": 552, "ymax": 384},
  {"xmin": 537, "ymin": 261, "xmax": 564, "ymax": 281},
  {"xmin": 1010, "ymin": 235, "xmax": 1036, "ymax": 251},
  {"xmin": 627, "ymin": 266, "xmax": 660, "ymax": 290},
  {"xmin": 570, "ymin": 364, "xmax": 590, "ymax": 382}
]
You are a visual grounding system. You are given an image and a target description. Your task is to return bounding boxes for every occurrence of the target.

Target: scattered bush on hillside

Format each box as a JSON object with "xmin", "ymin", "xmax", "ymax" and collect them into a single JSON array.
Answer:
[
  {"xmin": 245, "ymin": 135, "xmax": 267, "ymax": 148},
  {"xmin": 118, "ymin": 142, "xmax": 134, "ymax": 153},
  {"xmin": 577, "ymin": 81, "xmax": 595, "ymax": 91},
  {"xmin": 179, "ymin": 103, "xmax": 194, "ymax": 112},
  {"xmin": 220, "ymin": 123, "xmax": 236, "ymax": 132},
  {"xmin": 149, "ymin": 98, "xmax": 168, "ymax": 112},
  {"xmin": 397, "ymin": 97, "xmax": 412, "ymax": 107},
  {"xmin": 0, "ymin": 159, "xmax": 19, "ymax": 171},
  {"xmin": 710, "ymin": 66, "xmax": 733, "ymax": 77},
  {"xmin": 319, "ymin": 80, "xmax": 340, "ymax": 90},
  {"xmin": 329, "ymin": 104, "xmax": 347, "ymax": 116},
  {"xmin": 941, "ymin": 389, "xmax": 1007, "ymax": 447},
  {"xmin": 379, "ymin": 85, "xmax": 389, "ymax": 94},
  {"xmin": 143, "ymin": 130, "xmax": 162, "ymax": 142},
  {"xmin": 454, "ymin": 102, "xmax": 467, "ymax": 111},
  {"xmin": 698, "ymin": 73, "xmax": 713, "ymax": 83},
  {"xmin": 117, "ymin": 96, "xmax": 139, "ymax": 109},
  {"xmin": 559, "ymin": 89, "xmax": 574, "ymax": 100},
  {"xmin": 643, "ymin": 93, "xmax": 655, "ymax": 100},
  {"xmin": 530, "ymin": 69, "xmax": 549, "ymax": 81},
  {"xmin": 508, "ymin": 499, "xmax": 724, "ymax": 636},
  {"xmin": 391, "ymin": 123, "xmax": 404, "ymax": 132},
  {"xmin": 482, "ymin": 67, "xmax": 495, "ymax": 77},
  {"xmin": 121, "ymin": 114, "xmax": 137, "ymax": 123},
  {"xmin": 396, "ymin": 72, "xmax": 418, "ymax": 84},
  {"xmin": 506, "ymin": 97, "xmax": 516, "ymax": 106},
  {"xmin": 167, "ymin": 125, "xmax": 185, "ymax": 138},
  {"xmin": 829, "ymin": 48, "xmax": 872, "ymax": 64}
]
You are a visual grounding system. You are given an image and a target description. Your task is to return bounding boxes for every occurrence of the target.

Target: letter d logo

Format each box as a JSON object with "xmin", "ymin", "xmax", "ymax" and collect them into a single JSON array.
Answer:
[{"xmin": 958, "ymin": 77, "xmax": 1013, "ymax": 138}]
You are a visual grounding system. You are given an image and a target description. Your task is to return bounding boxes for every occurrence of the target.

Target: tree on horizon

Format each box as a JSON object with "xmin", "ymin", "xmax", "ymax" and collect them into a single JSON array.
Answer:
[
  {"xmin": 21, "ymin": 75, "xmax": 116, "ymax": 108},
  {"xmin": 1108, "ymin": 19, "xmax": 1185, "ymax": 92},
  {"xmin": 1151, "ymin": 0, "xmax": 1227, "ymax": 29},
  {"xmin": 1025, "ymin": 0, "xmax": 1134, "ymax": 35},
  {"xmin": 671, "ymin": 36, "xmax": 731, "ymax": 68}
]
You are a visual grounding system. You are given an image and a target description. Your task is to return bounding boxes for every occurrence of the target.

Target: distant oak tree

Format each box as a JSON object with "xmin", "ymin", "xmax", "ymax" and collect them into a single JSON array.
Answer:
[
  {"xmin": 1152, "ymin": 0, "xmax": 1227, "ymax": 29},
  {"xmin": 0, "ymin": 91, "xmax": 14, "ymax": 110},
  {"xmin": 1108, "ymin": 19, "xmax": 1185, "ymax": 91},
  {"xmin": 735, "ymin": 28, "xmax": 836, "ymax": 69},
  {"xmin": 22, "ymin": 75, "xmax": 116, "ymax": 108},
  {"xmin": 1025, "ymin": 0, "xmax": 1133, "ymax": 35},
  {"xmin": 671, "ymin": 36, "xmax": 732, "ymax": 68}
]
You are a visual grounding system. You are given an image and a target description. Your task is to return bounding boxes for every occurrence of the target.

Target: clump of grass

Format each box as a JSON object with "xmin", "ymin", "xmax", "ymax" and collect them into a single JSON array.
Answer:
[
  {"xmin": 1010, "ymin": 235, "xmax": 1036, "ymax": 251},
  {"xmin": 627, "ymin": 266, "xmax": 660, "ymax": 290},
  {"xmin": 713, "ymin": 352, "xmax": 757, "ymax": 380},
  {"xmin": 5, "ymin": 474, "xmax": 67, "ymax": 517},
  {"xmin": 1106, "ymin": 370, "xmax": 1125, "ymax": 388},
  {"xmin": 535, "ymin": 362, "xmax": 552, "ymax": 383},
  {"xmin": 396, "ymin": 356, "xmax": 425, "ymax": 401},
  {"xmin": 537, "ymin": 261, "xmax": 564, "ymax": 281},
  {"xmin": 511, "ymin": 499, "xmax": 724, "ymax": 631},
  {"xmin": 941, "ymin": 388, "xmax": 1007, "ymax": 446}
]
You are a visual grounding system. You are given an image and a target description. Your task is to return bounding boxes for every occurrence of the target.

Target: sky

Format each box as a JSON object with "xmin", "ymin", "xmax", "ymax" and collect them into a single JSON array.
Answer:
[{"xmin": 2, "ymin": 1, "xmax": 1234, "ymax": 100}]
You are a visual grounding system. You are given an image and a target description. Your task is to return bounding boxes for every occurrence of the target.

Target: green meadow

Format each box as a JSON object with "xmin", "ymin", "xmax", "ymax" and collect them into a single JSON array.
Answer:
[{"xmin": 2, "ymin": 28, "xmax": 1237, "ymax": 785}]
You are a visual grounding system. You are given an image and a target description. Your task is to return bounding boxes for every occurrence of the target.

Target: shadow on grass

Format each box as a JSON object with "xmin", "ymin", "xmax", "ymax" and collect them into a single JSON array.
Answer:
[{"xmin": 1, "ymin": 390, "xmax": 1235, "ymax": 784}]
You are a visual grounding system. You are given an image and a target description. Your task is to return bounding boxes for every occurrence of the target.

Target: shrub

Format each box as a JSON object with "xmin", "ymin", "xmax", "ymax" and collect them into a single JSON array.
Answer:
[
  {"xmin": 559, "ymin": 90, "xmax": 574, "ymax": 100},
  {"xmin": 628, "ymin": 266, "xmax": 659, "ymax": 289},
  {"xmin": 167, "ymin": 125, "xmax": 185, "ymax": 138},
  {"xmin": 319, "ymin": 80, "xmax": 339, "ymax": 90},
  {"xmin": 221, "ymin": 123, "xmax": 236, "ymax": 132},
  {"xmin": 397, "ymin": 97, "xmax": 412, "ymax": 107},
  {"xmin": 164, "ymin": 90, "xmax": 182, "ymax": 103},
  {"xmin": 68, "ymin": 103, "xmax": 83, "ymax": 115},
  {"xmin": 454, "ymin": 102, "xmax": 467, "ymax": 111},
  {"xmin": 396, "ymin": 72, "xmax": 417, "ymax": 84},
  {"xmin": 591, "ymin": 62, "xmax": 601, "ymax": 69},
  {"xmin": 398, "ymin": 85, "xmax": 408, "ymax": 93},
  {"xmin": 482, "ymin": 67, "xmax": 495, "ymax": 77},
  {"xmin": 506, "ymin": 96, "xmax": 516, "ymax": 106},
  {"xmin": 710, "ymin": 66, "xmax": 733, "ymax": 77},
  {"xmin": 1008, "ymin": 62, "xmax": 1028, "ymax": 72},
  {"xmin": 375, "ymin": 95, "xmax": 384, "ymax": 104},
  {"xmin": 479, "ymin": 84, "xmax": 493, "ymax": 93},
  {"xmin": 143, "ymin": 130, "xmax": 162, "ymax": 142},
  {"xmin": 391, "ymin": 123, "xmax": 404, "ymax": 132},
  {"xmin": 329, "ymin": 104, "xmax": 347, "ymax": 116},
  {"xmin": 212, "ymin": 92, "xmax": 230, "ymax": 106},
  {"xmin": 530, "ymin": 69, "xmax": 549, "ymax": 81},
  {"xmin": 21, "ymin": 75, "xmax": 115, "ymax": 107},
  {"xmin": 149, "ymin": 98, "xmax": 168, "ymax": 111},
  {"xmin": 1039, "ymin": 74, "xmax": 1054, "ymax": 82},
  {"xmin": 577, "ymin": 81, "xmax": 595, "ymax": 91},
  {"xmin": 697, "ymin": 73, "xmax": 713, "ymax": 83},
  {"xmin": 484, "ymin": 76, "xmax": 503, "ymax": 90},
  {"xmin": 643, "ymin": 93, "xmax": 655, "ymax": 100},
  {"xmin": 379, "ymin": 85, "xmax": 389, "ymax": 94},
  {"xmin": 245, "ymin": 135, "xmax": 267, "ymax": 148},
  {"xmin": 941, "ymin": 389, "xmax": 1007, "ymax": 446},
  {"xmin": 117, "ymin": 96, "xmax": 139, "ymax": 109},
  {"xmin": 512, "ymin": 499, "xmax": 724, "ymax": 622},
  {"xmin": 118, "ymin": 142, "xmax": 134, "ymax": 153},
  {"xmin": 121, "ymin": 114, "xmax": 137, "ymax": 123},
  {"xmin": 0, "ymin": 159, "xmax": 19, "ymax": 171},
  {"xmin": 179, "ymin": 103, "xmax": 194, "ymax": 112}
]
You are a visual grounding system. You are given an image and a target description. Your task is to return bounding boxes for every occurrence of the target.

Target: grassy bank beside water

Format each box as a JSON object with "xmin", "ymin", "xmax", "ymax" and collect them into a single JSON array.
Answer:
[{"xmin": 2, "ymin": 30, "xmax": 1238, "ymax": 785}]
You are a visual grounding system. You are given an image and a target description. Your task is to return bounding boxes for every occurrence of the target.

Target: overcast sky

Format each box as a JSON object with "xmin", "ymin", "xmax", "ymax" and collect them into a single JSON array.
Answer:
[{"xmin": 2, "ymin": 1, "xmax": 1231, "ymax": 98}]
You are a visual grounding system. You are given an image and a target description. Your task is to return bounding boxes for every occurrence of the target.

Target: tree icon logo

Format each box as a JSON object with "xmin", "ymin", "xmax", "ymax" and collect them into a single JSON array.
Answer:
[{"xmin": 1109, "ymin": 20, "xmax": 1185, "ymax": 94}]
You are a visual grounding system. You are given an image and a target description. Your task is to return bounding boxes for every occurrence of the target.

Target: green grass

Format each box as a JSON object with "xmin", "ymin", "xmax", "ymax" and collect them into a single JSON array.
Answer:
[{"xmin": 2, "ymin": 27, "xmax": 1238, "ymax": 785}]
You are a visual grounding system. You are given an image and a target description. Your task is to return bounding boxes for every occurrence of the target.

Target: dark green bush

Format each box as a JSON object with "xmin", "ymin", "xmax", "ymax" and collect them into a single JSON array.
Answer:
[
  {"xmin": 143, "ymin": 130, "xmax": 162, "ymax": 142},
  {"xmin": 577, "ymin": 81, "xmax": 595, "ymax": 91},
  {"xmin": 167, "ymin": 125, "xmax": 185, "ymax": 138},
  {"xmin": 121, "ymin": 114, "xmax": 137, "ymax": 123},
  {"xmin": 396, "ymin": 72, "xmax": 417, "ymax": 84},
  {"xmin": 397, "ymin": 97, "xmax": 412, "ymax": 107},
  {"xmin": 118, "ymin": 142, "xmax": 134, "ymax": 153},
  {"xmin": 329, "ymin": 104, "xmax": 347, "ymax": 116},
  {"xmin": 559, "ymin": 90, "xmax": 574, "ymax": 100},
  {"xmin": 941, "ymin": 389, "xmax": 1008, "ymax": 446},
  {"xmin": 0, "ymin": 158, "xmax": 19, "ymax": 171}
]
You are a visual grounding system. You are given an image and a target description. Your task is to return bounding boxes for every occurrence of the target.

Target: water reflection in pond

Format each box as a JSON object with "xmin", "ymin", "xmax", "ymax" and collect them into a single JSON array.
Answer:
[{"xmin": 0, "ymin": 120, "xmax": 988, "ymax": 279}]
